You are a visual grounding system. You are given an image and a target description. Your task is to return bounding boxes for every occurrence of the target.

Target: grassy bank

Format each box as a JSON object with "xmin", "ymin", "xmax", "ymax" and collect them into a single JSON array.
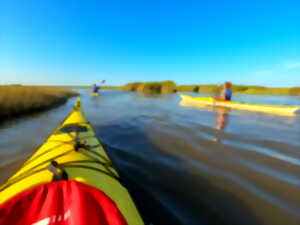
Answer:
[
  {"xmin": 122, "ymin": 81, "xmax": 177, "ymax": 93},
  {"xmin": 59, "ymin": 83, "xmax": 300, "ymax": 96},
  {"xmin": 0, "ymin": 86, "xmax": 79, "ymax": 120},
  {"xmin": 176, "ymin": 84, "xmax": 300, "ymax": 96},
  {"xmin": 100, "ymin": 86, "xmax": 121, "ymax": 90}
]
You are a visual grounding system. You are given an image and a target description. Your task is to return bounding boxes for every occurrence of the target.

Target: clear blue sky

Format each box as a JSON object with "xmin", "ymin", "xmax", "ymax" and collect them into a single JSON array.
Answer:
[{"xmin": 1, "ymin": 0, "xmax": 300, "ymax": 87}]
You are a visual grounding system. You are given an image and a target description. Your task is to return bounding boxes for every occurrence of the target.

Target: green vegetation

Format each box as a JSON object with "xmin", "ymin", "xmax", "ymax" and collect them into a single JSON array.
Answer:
[
  {"xmin": 198, "ymin": 85, "xmax": 220, "ymax": 94},
  {"xmin": 175, "ymin": 85, "xmax": 199, "ymax": 92},
  {"xmin": 57, "ymin": 83, "xmax": 300, "ymax": 96},
  {"xmin": 100, "ymin": 86, "xmax": 121, "ymax": 90},
  {"xmin": 290, "ymin": 87, "xmax": 300, "ymax": 95},
  {"xmin": 176, "ymin": 84, "xmax": 221, "ymax": 94},
  {"xmin": 233, "ymin": 86, "xmax": 300, "ymax": 95},
  {"xmin": 0, "ymin": 85, "xmax": 79, "ymax": 120},
  {"xmin": 122, "ymin": 81, "xmax": 176, "ymax": 93},
  {"xmin": 122, "ymin": 82, "xmax": 143, "ymax": 91},
  {"xmin": 176, "ymin": 84, "xmax": 300, "ymax": 96}
]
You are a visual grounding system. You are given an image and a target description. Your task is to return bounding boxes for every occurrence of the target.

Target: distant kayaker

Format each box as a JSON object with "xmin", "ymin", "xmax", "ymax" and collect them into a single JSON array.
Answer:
[
  {"xmin": 92, "ymin": 84, "xmax": 100, "ymax": 93},
  {"xmin": 220, "ymin": 82, "xmax": 232, "ymax": 101}
]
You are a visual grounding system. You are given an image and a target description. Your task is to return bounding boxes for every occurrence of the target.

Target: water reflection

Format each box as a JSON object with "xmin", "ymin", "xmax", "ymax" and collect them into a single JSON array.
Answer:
[
  {"xmin": 179, "ymin": 99, "xmax": 231, "ymax": 141},
  {"xmin": 213, "ymin": 107, "xmax": 230, "ymax": 143},
  {"xmin": 215, "ymin": 107, "xmax": 230, "ymax": 131}
]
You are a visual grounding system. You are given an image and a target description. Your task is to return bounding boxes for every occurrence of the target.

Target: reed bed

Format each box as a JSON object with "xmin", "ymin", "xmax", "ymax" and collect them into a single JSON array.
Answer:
[
  {"xmin": 51, "ymin": 83, "xmax": 300, "ymax": 96},
  {"xmin": 122, "ymin": 81, "xmax": 176, "ymax": 93},
  {"xmin": 0, "ymin": 86, "xmax": 78, "ymax": 120},
  {"xmin": 177, "ymin": 84, "xmax": 300, "ymax": 96}
]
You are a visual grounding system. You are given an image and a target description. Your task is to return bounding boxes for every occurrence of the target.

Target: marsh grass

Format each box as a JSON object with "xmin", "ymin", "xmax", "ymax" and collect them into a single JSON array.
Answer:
[
  {"xmin": 234, "ymin": 87, "xmax": 300, "ymax": 95},
  {"xmin": 56, "ymin": 83, "xmax": 300, "ymax": 96},
  {"xmin": 62, "ymin": 83, "xmax": 300, "ymax": 96},
  {"xmin": 289, "ymin": 87, "xmax": 300, "ymax": 95},
  {"xmin": 176, "ymin": 85, "xmax": 199, "ymax": 92},
  {"xmin": 122, "ymin": 82, "xmax": 143, "ymax": 91},
  {"xmin": 177, "ymin": 84, "xmax": 300, "ymax": 96},
  {"xmin": 122, "ymin": 81, "xmax": 176, "ymax": 93},
  {"xmin": 0, "ymin": 86, "xmax": 78, "ymax": 120}
]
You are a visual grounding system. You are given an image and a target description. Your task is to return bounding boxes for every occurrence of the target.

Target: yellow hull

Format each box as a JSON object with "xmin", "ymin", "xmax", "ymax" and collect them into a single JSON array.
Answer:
[
  {"xmin": 89, "ymin": 92, "xmax": 99, "ymax": 97},
  {"xmin": 179, "ymin": 94, "xmax": 300, "ymax": 116},
  {"xmin": 0, "ymin": 99, "xmax": 144, "ymax": 225}
]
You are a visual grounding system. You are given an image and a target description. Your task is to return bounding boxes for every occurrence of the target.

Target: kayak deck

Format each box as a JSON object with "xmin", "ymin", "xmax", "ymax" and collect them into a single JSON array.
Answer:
[
  {"xmin": 0, "ymin": 98, "xmax": 143, "ymax": 225},
  {"xmin": 179, "ymin": 94, "xmax": 300, "ymax": 116}
]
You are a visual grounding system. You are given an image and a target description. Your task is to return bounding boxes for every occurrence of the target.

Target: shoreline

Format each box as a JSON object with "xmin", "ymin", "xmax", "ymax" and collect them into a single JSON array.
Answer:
[
  {"xmin": 0, "ymin": 86, "xmax": 79, "ymax": 122},
  {"xmin": 64, "ymin": 82, "xmax": 300, "ymax": 96}
]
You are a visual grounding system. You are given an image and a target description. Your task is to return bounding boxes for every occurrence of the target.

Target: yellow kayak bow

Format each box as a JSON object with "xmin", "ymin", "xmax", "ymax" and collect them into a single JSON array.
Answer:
[{"xmin": 0, "ymin": 98, "xmax": 144, "ymax": 225}]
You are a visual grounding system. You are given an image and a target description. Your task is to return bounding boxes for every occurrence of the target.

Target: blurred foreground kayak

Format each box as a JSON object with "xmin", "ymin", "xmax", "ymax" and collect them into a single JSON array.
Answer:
[{"xmin": 0, "ymin": 98, "xmax": 144, "ymax": 225}]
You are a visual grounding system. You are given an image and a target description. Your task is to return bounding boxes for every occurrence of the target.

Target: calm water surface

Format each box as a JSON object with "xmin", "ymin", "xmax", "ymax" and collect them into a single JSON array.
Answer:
[{"xmin": 0, "ymin": 90, "xmax": 300, "ymax": 225}]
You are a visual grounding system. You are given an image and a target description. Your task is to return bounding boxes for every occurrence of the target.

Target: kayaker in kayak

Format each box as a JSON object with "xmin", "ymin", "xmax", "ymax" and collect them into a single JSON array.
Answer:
[
  {"xmin": 212, "ymin": 82, "xmax": 232, "ymax": 105},
  {"xmin": 92, "ymin": 84, "xmax": 100, "ymax": 94},
  {"xmin": 213, "ymin": 82, "xmax": 231, "ymax": 141},
  {"xmin": 219, "ymin": 82, "xmax": 232, "ymax": 101}
]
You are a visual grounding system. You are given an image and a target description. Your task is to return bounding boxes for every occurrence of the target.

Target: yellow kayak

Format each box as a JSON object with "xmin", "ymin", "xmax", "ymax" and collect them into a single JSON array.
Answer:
[
  {"xmin": 89, "ymin": 92, "xmax": 100, "ymax": 97},
  {"xmin": 0, "ymin": 99, "xmax": 144, "ymax": 225},
  {"xmin": 179, "ymin": 94, "xmax": 300, "ymax": 116}
]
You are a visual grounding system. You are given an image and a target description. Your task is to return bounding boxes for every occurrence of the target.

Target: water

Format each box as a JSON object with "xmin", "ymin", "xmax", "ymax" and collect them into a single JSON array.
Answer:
[{"xmin": 0, "ymin": 90, "xmax": 299, "ymax": 225}]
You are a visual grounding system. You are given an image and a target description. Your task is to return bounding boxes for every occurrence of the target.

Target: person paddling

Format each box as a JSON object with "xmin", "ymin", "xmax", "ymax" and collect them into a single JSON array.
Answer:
[
  {"xmin": 214, "ymin": 82, "xmax": 232, "ymax": 101},
  {"xmin": 213, "ymin": 82, "xmax": 232, "ymax": 142},
  {"xmin": 220, "ymin": 82, "xmax": 232, "ymax": 101},
  {"xmin": 92, "ymin": 84, "xmax": 100, "ymax": 94}
]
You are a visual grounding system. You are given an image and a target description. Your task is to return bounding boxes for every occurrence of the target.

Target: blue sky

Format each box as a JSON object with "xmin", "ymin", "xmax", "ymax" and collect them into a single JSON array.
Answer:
[{"xmin": 1, "ymin": 0, "xmax": 300, "ymax": 87}]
